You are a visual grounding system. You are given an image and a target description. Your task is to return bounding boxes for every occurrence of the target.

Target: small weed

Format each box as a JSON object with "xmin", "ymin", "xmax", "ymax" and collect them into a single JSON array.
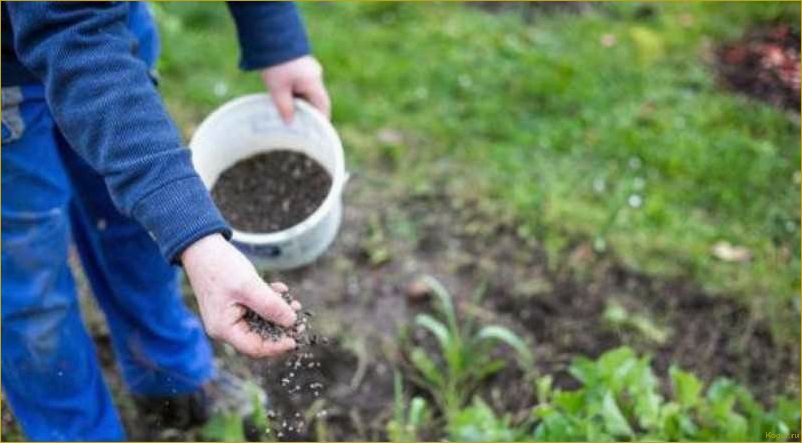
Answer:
[
  {"xmin": 200, "ymin": 413, "xmax": 245, "ymax": 442},
  {"xmin": 386, "ymin": 372, "xmax": 431, "ymax": 442},
  {"xmin": 403, "ymin": 276, "xmax": 534, "ymax": 418},
  {"xmin": 199, "ymin": 383, "xmax": 270, "ymax": 442},
  {"xmin": 360, "ymin": 214, "xmax": 392, "ymax": 266},
  {"xmin": 603, "ymin": 300, "xmax": 672, "ymax": 344}
]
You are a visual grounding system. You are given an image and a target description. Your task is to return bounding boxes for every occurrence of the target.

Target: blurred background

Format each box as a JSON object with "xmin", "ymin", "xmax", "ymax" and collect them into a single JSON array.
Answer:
[{"xmin": 3, "ymin": 2, "xmax": 800, "ymax": 441}]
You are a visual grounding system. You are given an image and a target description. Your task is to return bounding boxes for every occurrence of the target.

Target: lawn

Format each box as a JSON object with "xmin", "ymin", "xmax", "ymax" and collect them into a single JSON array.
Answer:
[{"xmin": 155, "ymin": 2, "xmax": 800, "ymax": 339}]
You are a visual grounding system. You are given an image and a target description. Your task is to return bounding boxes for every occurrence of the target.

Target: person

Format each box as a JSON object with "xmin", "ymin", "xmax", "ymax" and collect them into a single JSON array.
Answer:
[{"xmin": 1, "ymin": 2, "xmax": 330, "ymax": 440}]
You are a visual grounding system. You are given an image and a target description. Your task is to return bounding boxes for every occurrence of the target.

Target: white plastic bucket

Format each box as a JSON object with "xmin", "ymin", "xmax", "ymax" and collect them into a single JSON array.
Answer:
[{"xmin": 189, "ymin": 94, "xmax": 347, "ymax": 270}]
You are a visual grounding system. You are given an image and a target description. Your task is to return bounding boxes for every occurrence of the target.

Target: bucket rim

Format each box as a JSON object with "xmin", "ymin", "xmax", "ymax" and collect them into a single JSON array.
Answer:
[{"xmin": 191, "ymin": 93, "xmax": 347, "ymax": 245}]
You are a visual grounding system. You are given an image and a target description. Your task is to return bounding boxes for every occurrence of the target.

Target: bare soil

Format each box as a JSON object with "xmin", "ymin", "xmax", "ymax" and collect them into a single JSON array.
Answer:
[
  {"xmin": 212, "ymin": 151, "xmax": 332, "ymax": 233},
  {"xmin": 716, "ymin": 23, "xmax": 801, "ymax": 111}
]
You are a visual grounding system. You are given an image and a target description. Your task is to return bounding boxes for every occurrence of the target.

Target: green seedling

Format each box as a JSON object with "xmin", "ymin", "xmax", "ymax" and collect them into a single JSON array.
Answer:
[
  {"xmin": 447, "ymin": 398, "xmax": 521, "ymax": 442},
  {"xmin": 361, "ymin": 214, "xmax": 392, "ymax": 266},
  {"xmin": 247, "ymin": 384, "xmax": 271, "ymax": 441},
  {"xmin": 387, "ymin": 372, "xmax": 431, "ymax": 442},
  {"xmin": 405, "ymin": 275, "xmax": 535, "ymax": 419},
  {"xmin": 200, "ymin": 413, "xmax": 245, "ymax": 442},
  {"xmin": 199, "ymin": 383, "xmax": 270, "ymax": 442},
  {"xmin": 304, "ymin": 399, "xmax": 330, "ymax": 442},
  {"xmin": 603, "ymin": 301, "xmax": 672, "ymax": 344}
]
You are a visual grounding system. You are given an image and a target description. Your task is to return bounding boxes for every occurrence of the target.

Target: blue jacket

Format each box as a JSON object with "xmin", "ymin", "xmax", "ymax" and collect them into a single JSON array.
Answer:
[{"xmin": 2, "ymin": 2, "xmax": 310, "ymax": 262}]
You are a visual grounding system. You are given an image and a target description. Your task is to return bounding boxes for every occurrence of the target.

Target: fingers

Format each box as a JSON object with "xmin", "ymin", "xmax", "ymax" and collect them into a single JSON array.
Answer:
[
  {"xmin": 269, "ymin": 281, "xmax": 289, "ymax": 293},
  {"xmin": 300, "ymin": 79, "xmax": 331, "ymax": 120},
  {"xmin": 270, "ymin": 281, "xmax": 302, "ymax": 311},
  {"xmin": 239, "ymin": 279, "xmax": 297, "ymax": 328},
  {"xmin": 270, "ymin": 85, "xmax": 295, "ymax": 124},
  {"xmin": 270, "ymin": 79, "xmax": 330, "ymax": 124},
  {"xmin": 261, "ymin": 56, "xmax": 330, "ymax": 124},
  {"xmin": 224, "ymin": 323, "xmax": 296, "ymax": 358}
]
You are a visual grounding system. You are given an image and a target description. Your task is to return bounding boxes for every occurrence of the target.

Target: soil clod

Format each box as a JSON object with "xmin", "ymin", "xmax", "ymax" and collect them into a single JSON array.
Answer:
[{"xmin": 404, "ymin": 278, "xmax": 432, "ymax": 302}]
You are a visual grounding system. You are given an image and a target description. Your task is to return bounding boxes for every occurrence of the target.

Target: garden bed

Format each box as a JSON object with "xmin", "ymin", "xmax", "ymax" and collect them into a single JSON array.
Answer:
[{"xmin": 244, "ymin": 174, "xmax": 799, "ymax": 441}]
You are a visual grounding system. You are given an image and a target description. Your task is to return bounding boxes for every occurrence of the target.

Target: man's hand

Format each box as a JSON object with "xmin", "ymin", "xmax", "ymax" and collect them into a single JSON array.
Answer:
[
  {"xmin": 182, "ymin": 234, "xmax": 299, "ymax": 358},
  {"xmin": 261, "ymin": 55, "xmax": 330, "ymax": 123}
]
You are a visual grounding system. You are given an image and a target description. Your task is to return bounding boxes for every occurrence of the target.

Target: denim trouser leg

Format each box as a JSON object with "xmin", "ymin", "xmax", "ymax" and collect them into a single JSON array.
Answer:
[
  {"xmin": 1, "ymin": 86, "xmax": 125, "ymax": 441},
  {"xmin": 2, "ymin": 84, "xmax": 215, "ymax": 441}
]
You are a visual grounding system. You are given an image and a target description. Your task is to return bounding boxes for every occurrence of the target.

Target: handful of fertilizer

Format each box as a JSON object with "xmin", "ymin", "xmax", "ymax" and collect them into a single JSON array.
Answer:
[{"xmin": 242, "ymin": 290, "xmax": 316, "ymax": 347}]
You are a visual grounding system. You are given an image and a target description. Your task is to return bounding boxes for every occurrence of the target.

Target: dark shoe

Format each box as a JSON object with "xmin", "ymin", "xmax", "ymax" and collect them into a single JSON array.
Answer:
[{"xmin": 134, "ymin": 369, "xmax": 267, "ymax": 431}]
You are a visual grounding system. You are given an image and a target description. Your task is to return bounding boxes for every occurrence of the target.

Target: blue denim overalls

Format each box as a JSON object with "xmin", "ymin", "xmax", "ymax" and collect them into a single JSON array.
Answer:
[{"xmin": 2, "ymin": 4, "xmax": 215, "ymax": 440}]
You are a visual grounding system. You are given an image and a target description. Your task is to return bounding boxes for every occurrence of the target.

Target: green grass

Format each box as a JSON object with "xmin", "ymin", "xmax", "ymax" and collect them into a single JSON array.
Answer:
[{"xmin": 154, "ymin": 2, "xmax": 800, "ymax": 338}]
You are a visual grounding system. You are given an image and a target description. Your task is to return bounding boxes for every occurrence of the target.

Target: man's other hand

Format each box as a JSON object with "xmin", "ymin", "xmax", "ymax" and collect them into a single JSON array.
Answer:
[
  {"xmin": 181, "ymin": 234, "xmax": 299, "ymax": 358},
  {"xmin": 261, "ymin": 55, "xmax": 330, "ymax": 123}
]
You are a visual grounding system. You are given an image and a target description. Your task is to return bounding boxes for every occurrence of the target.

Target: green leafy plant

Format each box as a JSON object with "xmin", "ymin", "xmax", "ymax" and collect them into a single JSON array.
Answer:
[
  {"xmin": 436, "ymin": 347, "xmax": 798, "ymax": 442},
  {"xmin": 386, "ymin": 372, "xmax": 431, "ymax": 442},
  {"xmin": 447, "ymin": 398, "xmax": 522, "ymax": 442},
  {"xmin": 200, "ymin": 413, "xmax": 246, "ymax": 442},
  {"xmin": 247, "ymin": 384, "xmax": 271, "ymax": 441},
  {"xmin": 404, "ymin": 275, "xmax": 534, "ymax": 418},
  {"xmin": 531, "ymin": 347, "xmax": 800, "ymax": 441},
  {"xmin": 200, "ymin": 383, "xmax": 271, "ymax": 442}
]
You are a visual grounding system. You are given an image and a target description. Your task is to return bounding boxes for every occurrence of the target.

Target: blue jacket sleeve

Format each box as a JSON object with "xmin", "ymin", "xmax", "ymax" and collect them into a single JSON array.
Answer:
[
  {"xmin": 6, "ymin": 2, "xmax": 231, "ymax": 263},
  {"xmin": 226, "ymin": 2, "xmax": 311, "ymax": 70}
]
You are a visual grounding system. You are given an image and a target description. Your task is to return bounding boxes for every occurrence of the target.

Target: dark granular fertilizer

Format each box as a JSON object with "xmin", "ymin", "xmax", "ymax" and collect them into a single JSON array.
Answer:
[
  {"xmin": 242, "ymin": 291, "xmax": 311, "ymax": 345},
  {"xmin": 242, "ymin": 289, "xmax": 332, "ymax": 440},
  {"xmin": 212, "ymin": 150, "xmax": 332, "ymax": 233}
]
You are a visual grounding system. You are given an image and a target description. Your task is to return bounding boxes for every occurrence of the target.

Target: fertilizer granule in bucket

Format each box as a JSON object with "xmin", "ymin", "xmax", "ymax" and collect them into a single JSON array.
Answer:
[{"xmin": 211, "ymin": 150, "xmax": 332, "ymax": 233}]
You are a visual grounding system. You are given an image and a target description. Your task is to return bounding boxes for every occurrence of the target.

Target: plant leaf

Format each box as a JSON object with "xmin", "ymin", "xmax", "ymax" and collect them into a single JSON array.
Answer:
[
  {"xmin": 601, "ymin": 391, "xmax": 634, "ymax": 437},
  {"xmin": 421, "ymin": 275, "xmax": 459, "ymax": 336},
  {"xmin": 415, "ymin": 314, "xmax": 452, "ymax": 355},
  {"xmin": 536, "ymin": 375, "xmax": 553, "ymax": 404},
  {"xmin": 569, "ymin": 356, "xmax": 598, "ymax": 386},
  {"xmin": 670, "ymin": 366, "xmax": 702, "ymax": 409},
  {"xmin": 410, "ymin": 347, "xmax": 445, "ymax": 388},
  {"xmin": 408, "ymin": 397, "xmax": 429, "ymax": 428},
  {"xmin": 477, "ymin": 325, "xmax": 535, "ymax": 369},
  {"xmin": 393, "ymin": 371, "xmax": 405, "ymax": 424}
]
